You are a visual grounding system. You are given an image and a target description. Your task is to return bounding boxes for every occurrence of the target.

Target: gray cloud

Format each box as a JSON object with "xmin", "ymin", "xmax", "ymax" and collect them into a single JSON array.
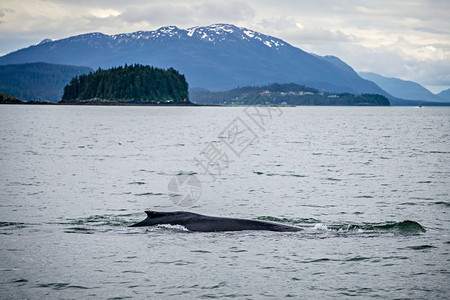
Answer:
[
  {"xmin": 259, "ymin": 17, "xmax": 297, "ymax": 31},
  {"xmin": 285, "ymin": 27, "xmax": 353, "ymax": 45},
  {"xmin": 119, "ymin": 4, "xmax": 191, "ymax": 25},
  {"xmin": 414, "ymin": 27, "xmax": 450, "ymax": 35},
  {"xmin": 0, "ymin": 8, "xmax": 14, "ymax": 18},
  {"xmin": 119, "ymin": 1, "xmax": 254, "ymax": 27},
  {"xmin": 196, "ymin": 1, "xmax": 254, "ymax": 22}
]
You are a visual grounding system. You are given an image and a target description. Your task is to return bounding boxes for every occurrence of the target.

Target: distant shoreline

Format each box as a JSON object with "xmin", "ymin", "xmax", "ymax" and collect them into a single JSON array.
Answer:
[
  {"xmin": 2, "ymin": 98, "xmax": 450, "ymax": 107},
  {"xmin": 3, "ymin": 102, "xmax": 450, "ymax": 107},
  {"xmin": 0, "ymin": 100, "xmax": 201, "ymax": 106}
]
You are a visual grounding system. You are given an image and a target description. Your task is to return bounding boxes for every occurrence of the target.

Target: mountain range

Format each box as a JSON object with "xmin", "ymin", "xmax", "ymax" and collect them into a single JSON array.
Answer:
[
  {"xmin": 437, "ymin": 88, "xmax": 450, "ymax": 101},
  {"xmin": 0, "ymin": 24, "xmax": 387, "ymax": 95},
  {"xmin": 0, "ymin": 23, "xmax": 448, "ymax": 105},
  {"xmin": 359, "ymin": 72, "xmax": 446, "ymax": 102}
]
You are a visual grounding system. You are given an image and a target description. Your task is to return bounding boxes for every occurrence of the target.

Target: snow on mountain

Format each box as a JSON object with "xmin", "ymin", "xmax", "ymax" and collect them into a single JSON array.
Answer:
[{"xmin": 62, "ymin": 24, "xmax": 287, "ymax": 49}]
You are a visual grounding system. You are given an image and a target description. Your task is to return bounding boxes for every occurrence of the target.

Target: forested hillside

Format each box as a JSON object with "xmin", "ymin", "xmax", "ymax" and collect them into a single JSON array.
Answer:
[
  {"xmin": 190, "ymin": 83, "xmax": 390, "ymax": 106},
  {"xmin": 0, "ymin": 63, "xmax": 92, "ymax": 101},
  {"xmin": 61, "ymin": 64, "xmax": 190, "ymax": 104},
  {"xmin": 0, "ymin": 92, "xmax": 22, "ymax": 104}
]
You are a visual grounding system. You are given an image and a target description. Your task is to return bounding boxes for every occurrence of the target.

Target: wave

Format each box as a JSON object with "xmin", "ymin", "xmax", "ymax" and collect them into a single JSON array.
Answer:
[
  {"xmin": 253, "ymin": 171, "xmax": 306, "ymax": 177},
  {"xmin": 434, "ymin": 201, "xmax": 450, "ymax": 207},
  {"xmin": 325, "ymin": 220, "xmax": 426, "ymax": 234},
  {"xmin": 0, "ymin": 221, "xmax": 32, "ymax": 234},
  {"xmin": 0, "ymin": 221, "xmax": 28, "ymax": 228},
  {"xmin": 64, "ymin": 213, "xmax": 139, "ymax": 227},
  {"xmin": 258, "ymin": 217, "xmax": 425, "ymax": 235},
  {"xmin": 257, "ymin": 216, "xmax": 321, "ymax": 224}
]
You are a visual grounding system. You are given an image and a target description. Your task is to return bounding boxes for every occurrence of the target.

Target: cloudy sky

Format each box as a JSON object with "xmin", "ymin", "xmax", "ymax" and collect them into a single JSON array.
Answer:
[{"xmin": 1, "ymin": 0, "xmax": 449, "ymax": 92}]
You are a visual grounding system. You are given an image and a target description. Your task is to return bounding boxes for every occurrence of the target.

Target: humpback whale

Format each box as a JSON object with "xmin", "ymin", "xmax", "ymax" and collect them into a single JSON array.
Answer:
[{"xmin": 130, "ymin": 211, "xmax": 303, "ymax": 232}]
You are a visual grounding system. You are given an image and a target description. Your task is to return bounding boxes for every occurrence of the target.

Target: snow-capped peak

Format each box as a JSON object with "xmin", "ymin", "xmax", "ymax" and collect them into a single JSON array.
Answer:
[{"xmin": 60, "ymin": 24, "xmax": 287, "ymax": 50}]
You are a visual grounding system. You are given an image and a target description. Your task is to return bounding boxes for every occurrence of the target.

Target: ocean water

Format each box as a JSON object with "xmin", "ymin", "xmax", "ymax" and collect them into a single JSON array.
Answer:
[{"xmin": 0, "ymin": 105, "xmax": 449, "ymax": 299}]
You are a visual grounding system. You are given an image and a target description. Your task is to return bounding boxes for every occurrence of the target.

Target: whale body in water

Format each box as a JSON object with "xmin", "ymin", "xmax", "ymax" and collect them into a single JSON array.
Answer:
[{"xmin": 130, "ymin": 211, "xmax": 303, "ymax": 232}]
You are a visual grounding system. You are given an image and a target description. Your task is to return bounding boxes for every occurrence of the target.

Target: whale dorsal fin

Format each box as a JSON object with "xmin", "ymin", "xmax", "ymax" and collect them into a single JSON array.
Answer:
[{"xmin": 145, "ymin": 211, "xmax": 175, "ymax": 218}]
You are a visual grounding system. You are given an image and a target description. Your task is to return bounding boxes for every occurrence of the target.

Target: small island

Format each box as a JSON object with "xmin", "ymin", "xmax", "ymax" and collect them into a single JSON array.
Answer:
[{"xmin": 61, "ymin": 64, "xmax": 192, "ymax": 105}]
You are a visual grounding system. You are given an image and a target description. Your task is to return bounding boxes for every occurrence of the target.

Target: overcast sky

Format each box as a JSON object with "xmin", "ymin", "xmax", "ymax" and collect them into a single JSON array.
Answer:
[{"xmin": 1, "ymin": 0, "xmax": 449, "ymax": 92}]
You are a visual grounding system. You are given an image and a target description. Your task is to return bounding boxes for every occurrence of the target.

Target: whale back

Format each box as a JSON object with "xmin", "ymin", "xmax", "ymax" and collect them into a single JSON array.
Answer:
[
  {"xmin": 182, "ymin": 216, "xmax": 302, "ymax": 232},
  {"xmin": 130, "ymin": 210, "xmax": 302, "ymax": 232}
]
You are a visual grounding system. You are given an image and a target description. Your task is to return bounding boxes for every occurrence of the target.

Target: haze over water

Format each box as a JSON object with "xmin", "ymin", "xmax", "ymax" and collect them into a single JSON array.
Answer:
[{"xmin": 0, "ymin": 105, "xmax": 449, "ymax": 298}]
